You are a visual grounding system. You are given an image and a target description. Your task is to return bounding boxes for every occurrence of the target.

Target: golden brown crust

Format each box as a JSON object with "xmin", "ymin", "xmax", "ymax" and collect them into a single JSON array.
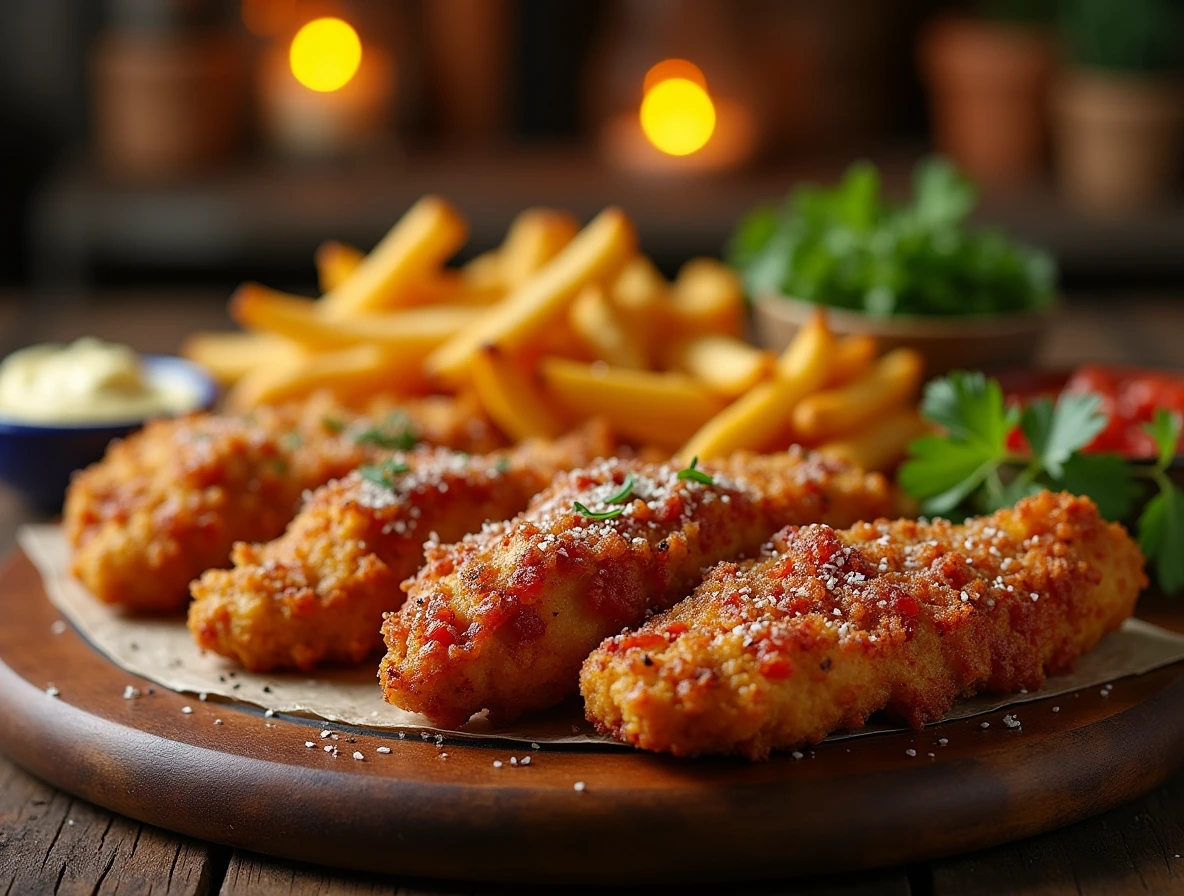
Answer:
[
  {"xmin": 65, "ymin": 393, "xmax": 502, "ymax": 613},
  {"xmin": 379, "ymin": 449, "xmax": 892, "ymax": 727},
  {"xmin": 187, "ymin": 424, "xmax": 615, "ymax": 672},
  {"xmin": 580, "ymin": 492, "xmax": 1147, "ymax": 759}
]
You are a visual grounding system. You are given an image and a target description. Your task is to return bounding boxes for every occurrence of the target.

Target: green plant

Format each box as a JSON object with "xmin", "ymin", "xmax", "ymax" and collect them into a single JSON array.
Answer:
[
  {"xmin": 1061, "ymin": 0, "xmax": 1184, "ymax": 74},
  {"xmin": 727, "ymin": 158, "xmax": 1056, "ymax": 317},
  {"xmin": 898, "ymin": 370, "xmax": 1184, "ymax": 593}
]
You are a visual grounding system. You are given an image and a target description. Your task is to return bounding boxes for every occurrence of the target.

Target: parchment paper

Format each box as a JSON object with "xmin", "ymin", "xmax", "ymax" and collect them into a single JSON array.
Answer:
[{"xmin": 22, "ymin": 524, "xmax": 1184, "ymax": 747}]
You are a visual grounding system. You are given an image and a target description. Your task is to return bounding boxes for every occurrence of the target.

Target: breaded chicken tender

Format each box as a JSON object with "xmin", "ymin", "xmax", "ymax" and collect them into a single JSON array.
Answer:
[
  {"xmin": 581, "ymin": 492, "xmax": 1146, "ymax": 759},
  {"xmin": 65, "ymin": 393, "xmax": 501, "ymax": 613},
  {"xmin": 380, "ymin": 450, "xmax": 891, "ymax": 727},
  {"xmin": 187, "ymin": 424, "xmax": 615, "ymax": 672}
]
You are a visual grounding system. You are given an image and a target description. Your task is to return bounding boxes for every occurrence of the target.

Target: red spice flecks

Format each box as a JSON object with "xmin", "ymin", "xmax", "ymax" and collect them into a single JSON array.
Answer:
[
  {"xmin": 426, "ymin": 625, "xmax": 456, "ymax": 646},
  {"xmin": 760, "ymin": 655, "xmax": 794, "ymax": 679},
  {"xmin": 895, "ymin": 594, "xmax": 920, "ymax": 618},
  {"xmin": 620, "ymin": 631, "xmax": 667, "ymax": 651},
  {"xmin": 665, "ymin": 621, "xmax": 688, "ymax": 636},
  {"xmin": 432, "ymin": 607, "xmax": 456, "ymax": 624}
]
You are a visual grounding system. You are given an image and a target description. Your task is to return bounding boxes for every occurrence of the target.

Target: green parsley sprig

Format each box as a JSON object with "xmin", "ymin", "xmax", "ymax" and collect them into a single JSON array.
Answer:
[
  {"xmin": 574, "ymin": 473, "xmax": 634, "ymax": 520},
  {"xmin": 898, "ymin": 371, "xmax": 1184, "ymax": 593},
  {"xmin": 359, "ymin": 459, "xmax": 411, "ymax": 490},
  {"xmin": 676, "ymin": 456, "xmax": 715, "ymax": 485},
  {"xmin": 352, "ymin": 412, "xmax": 418, "ymax": 451}
]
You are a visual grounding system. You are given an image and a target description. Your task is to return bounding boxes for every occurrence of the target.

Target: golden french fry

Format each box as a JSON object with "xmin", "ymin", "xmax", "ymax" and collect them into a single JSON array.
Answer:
[
  {"xmin": 320, "ymin": 196, "xmax": 468, "ymax": 317},
  {"xmin": 499, "ymin": 208, "xmax": 581, "ymax": 288},
  {"xmin": 470, "ymin": 347, "xmax": 566, "ymax": 441},
  {"xmin": 230, "ymin": 283, "xmax": 480, "ymax": 351},
  {"xmin": 670, "ymin": 257, "xmax": 744, "ymax": 338},
  {"xmin": 462, "ymin": 251, "xmax": 504, "ymax": 291},
  {"xmin": 540, "ymin": 356, "xmax": 724, "ymax": 450},
  {"xmin": 315, "ymin": 240, "xmax": 365, "ymax": 293},
  {"xmin": 792, "ymin": 347, "xmax": 925, "ymax": 442},
  {"xmin": 427, "ymin": 207, "xmax": 637, "ymax": 384},
  {"xmin": 180, "ymin": 331, "xmax": 304, "ymax": 386},
  {"xmin": 676, "ymin": 312, "xmax": 835, "ymax": 461},
  {"xmin": 225, "ymin": 344, "xmax": 426, "ymax": 411},
  {"xmin": 824, "ymin": 333, "xmax": 879, "ymax": 386},
  {"xmin": 817, "ymin": 407, "xmax": 929, "ymax": 473},
  {"xmin": 666, "ymin": 334, "xmax": 773, "ymax": 397},
  {"xmin": 569, "ymin": 284, "xmax": 649, "ymax": 369},
  {"xmin": 610, "ymin": 255, "xmax": 671, "ymax": 345}
]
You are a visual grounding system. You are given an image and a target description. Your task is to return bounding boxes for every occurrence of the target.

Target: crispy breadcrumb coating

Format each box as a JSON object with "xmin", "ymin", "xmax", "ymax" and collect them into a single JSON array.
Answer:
[
  {"xmin": 379, "ymin": 450, "xmax": 891, "ymax": 727},
  {"xmin": 581, "ymin": 492, "xmax": 1146, "ymax": 759},
  {"xmin": 65, "ymin": 393, "xmax": 501, "ymax": 613},
  {"xmin": 187, "ymin": 424, "xmax": 615, "ymax": 671}
]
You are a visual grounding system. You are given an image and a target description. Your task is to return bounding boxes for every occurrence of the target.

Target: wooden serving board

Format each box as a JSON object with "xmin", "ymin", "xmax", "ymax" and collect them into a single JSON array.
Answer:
[{"xmin": 3, "ymin": 546, "xmax": 1184, "ymax": 885}]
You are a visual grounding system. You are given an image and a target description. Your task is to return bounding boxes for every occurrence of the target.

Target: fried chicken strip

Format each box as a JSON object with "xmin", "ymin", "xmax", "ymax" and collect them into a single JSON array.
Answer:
[
  {"xmin": 380, "ymin": 450, "xmax": 892, "ymax": 727},
  {"xmin": 581, "ymin": 492, "xmax": 1146, "ymax": 760},
  {"xmin": 65, "ymin": 393, "xmax": 502, "ymax": 613},
  {"xmin": 187, "ymin": 424, "xmax": 615, "ymax": 672}
]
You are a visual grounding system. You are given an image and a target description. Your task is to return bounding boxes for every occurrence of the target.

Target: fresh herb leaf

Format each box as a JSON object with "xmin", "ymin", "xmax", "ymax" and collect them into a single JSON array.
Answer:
[
  {"xmin": 1145, "ymin": 409, "xmax": 1182, "ymax": 471},
  {"xmin": 921, "ymin": 371, "xmax": 1016, "ymax": 451},
  {"xmin": 604, "ymin": 473, "xmax": 635, "ymax": 504},
  {"xmin": 322, "ymin": 416, "xmax": 346, "ymax": 434},
  {"xmin": 727, "ymin": 157, "xmax": 1056, "ymax": 317},
  {"xmin": 676, "ymin": 456, "xmax": 715, "ymax": 485},
  {"xmin": 353, "ymin": 412, "xmax": 417, "ymax": 451},
  {"xmin": 899, "ymin": 436, "xmax": 1001, "ymax": 516},
  {"xmin": 359, "ymin": 460, "xmax": 411, "ymax": 489},
  {"xmin": 1021, "ymin": 392, "xmax": 1107, "ymax": 478},
  {"xmin": 572, "ymin": 502, "xmax": 626, "ymax": 521},
  {"xmin": 1058, "ymin": 452, "xmax": 1142, "ymax": 521},
  {"xmin": 281, "ymin": 431, "xmax": 303, "ymax": 450},
  {"xmin": 1139, "ymin": 485, "xmax": 1184, "ymax": 594},
  {"xmin": 494, "ymin": 457, "xmax": 511, "ymax": 474}
]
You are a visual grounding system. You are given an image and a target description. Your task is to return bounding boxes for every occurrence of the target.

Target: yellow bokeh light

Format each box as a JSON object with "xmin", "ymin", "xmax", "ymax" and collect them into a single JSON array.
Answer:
[
  {"xmin": 640, "ymin": 77, "xmax": 716, "ymax": 157},
  {"xmin": 289, "ymin": 17, "xmax": 362, "ymax": 93},
  {"xmin": 642, "ymin": 58, "xmax": 706, "ymax": 94}
]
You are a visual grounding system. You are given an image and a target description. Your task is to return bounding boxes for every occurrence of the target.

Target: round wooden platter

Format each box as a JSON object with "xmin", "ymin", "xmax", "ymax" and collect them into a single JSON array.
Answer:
[{"xmin": 3, "ymin": 547, "xmax": 1184, "ymax": 886}]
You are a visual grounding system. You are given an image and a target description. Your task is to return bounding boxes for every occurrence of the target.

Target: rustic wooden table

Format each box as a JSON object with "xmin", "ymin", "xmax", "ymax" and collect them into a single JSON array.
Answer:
[{"xmin": 2, "ymin": 291, "xmax": 1183, "ymax": 896}]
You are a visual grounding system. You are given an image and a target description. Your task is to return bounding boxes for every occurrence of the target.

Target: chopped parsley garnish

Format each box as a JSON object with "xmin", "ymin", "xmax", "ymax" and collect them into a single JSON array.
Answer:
[
  {"xmin": 352, "ymin": 412, "xmax": 417, "ymax": 451},
  {"xmin": 899, "ymin": 371, "xmax": 1184, "ymax": 593},
  {"xmin": 573, "ymin": 502, "xmax": 626, "ymax": 521},
  {"xmin": 322, "ymin": 416, "xmax": 346, "ymax": 434},
  {"xmin": 359, "ymin": 460, "xmax": 411, "ymax": 490},
  {"xmin": 676, "ymin": 456, "xmax": 714, "ymax": 485},
  {"xmin": 573, "ymin": 473, "xmax": 635, "ymax": 520},
  {"xmin": 281, "ymin": 431, "xmax": 303, "ymax": 449},
  {"xmin": 494, "ymin": 457, "xmax": 511, "ymax": 474}
]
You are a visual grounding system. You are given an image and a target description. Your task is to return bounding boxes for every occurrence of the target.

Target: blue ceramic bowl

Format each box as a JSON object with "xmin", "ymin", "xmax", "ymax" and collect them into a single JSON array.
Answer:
[{"xmin": 0, "ymin": 355, "xmax": 218, "ymax": 510}]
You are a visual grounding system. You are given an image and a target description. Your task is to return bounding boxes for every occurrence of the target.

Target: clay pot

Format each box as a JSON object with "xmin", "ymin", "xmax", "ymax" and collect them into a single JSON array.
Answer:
[
  {"xmin": 1053, "ymin": 69, "xmax": 1184, "ymax": 213},
  {"xmin": 91, "ymin": 31, "xmax": 245, "ymax": 182},
  {"xmin": 920, "ymin": 16, "xmax": 1055, "ymax": 187}
]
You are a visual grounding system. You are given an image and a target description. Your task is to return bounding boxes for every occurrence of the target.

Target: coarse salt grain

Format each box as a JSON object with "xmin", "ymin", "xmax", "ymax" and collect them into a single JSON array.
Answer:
[
  {"xmin": 573, "ymin": 781, "xmax": 586, "ymax": 792},
  {"xmin": 51, "ymin": 620, "xmax": 67, "ymax": 635},
  {"xmin": 264, "ymin": 709, "xmax": 274, "ymax": 718},
  {"xmin": 320, "ymin": 730, "xmax": 331, "ymax": 738},
  {"xmin": 305, "ymin": 741, "xmax": 314, "ymax": 748},
  {"xmin": 905, "ymin": 749, "xmax": 916, "ymax": 757},
  {"xmin": 123, "ymin": 685, "xmax": 140, "ymax": 700},
  {"xmin": 493, "ymin": 760, "xmax": 503, "ymax": 768},
  {"xmin": 1052, "ymin": 706, "xmax": 1061, "ymax": 713},
  {"xmin": 980, "ymin": 721, "xmax": 990, "ymax": 729},
  {"xmin": 181, "ymin": 706, "xmax": 193, "ymax": 714},
  {"xmin": 353, "ymin": 751, "xmax": 364, "ymax": 761},
  {"xmin": 376, "ymin": 746, "xmax": 391, "ymax": 754},
  {"xmin": 214, "ymin": 719, "xmax": 223, "ymax": 726},
  {"xmin": 45, "ymin": 685, "xmax": 59, "ymax": 697}
]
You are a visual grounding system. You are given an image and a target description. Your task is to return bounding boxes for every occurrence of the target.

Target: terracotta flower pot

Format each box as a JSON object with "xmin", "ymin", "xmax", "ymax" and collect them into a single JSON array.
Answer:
[
  {"xmin": 920, "ymin": 16, "xmax": 1055, "ymax": 187},
  {"xmin": 1053, "ymin": 68, "xmax": 1184, "ymax": 213}
]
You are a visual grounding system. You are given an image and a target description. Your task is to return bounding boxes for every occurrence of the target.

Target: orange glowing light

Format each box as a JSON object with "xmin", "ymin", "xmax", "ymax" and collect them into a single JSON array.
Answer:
[
  {"xmin": 289, "ymin": 17, "xmax": 362, "ymax": 93},
  {"xmin": 640, "ymin": 70, "xmax": 716, "ymax": 157},
  {"xmin": 642, "ymin": 58, "xmax": 706, "ymax": 94}
]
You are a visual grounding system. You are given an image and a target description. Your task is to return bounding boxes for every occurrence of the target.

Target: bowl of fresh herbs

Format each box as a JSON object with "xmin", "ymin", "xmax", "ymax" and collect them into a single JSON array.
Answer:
[{"xmin": 730, "ymin": 157, "xmax": 1058, "ymax": 374}]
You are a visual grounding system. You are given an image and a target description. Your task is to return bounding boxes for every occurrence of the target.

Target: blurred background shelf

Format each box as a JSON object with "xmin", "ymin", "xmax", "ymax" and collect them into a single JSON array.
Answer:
[{"xmin": 30, "ymin": 150, "xmax": 1184, "ymax": 289}]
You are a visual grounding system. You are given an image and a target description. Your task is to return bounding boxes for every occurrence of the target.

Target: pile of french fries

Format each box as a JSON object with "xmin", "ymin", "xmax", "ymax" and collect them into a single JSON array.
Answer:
[{"xmin": 183, "ymin": 197, "xmax": 927, "ymax": 472}]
